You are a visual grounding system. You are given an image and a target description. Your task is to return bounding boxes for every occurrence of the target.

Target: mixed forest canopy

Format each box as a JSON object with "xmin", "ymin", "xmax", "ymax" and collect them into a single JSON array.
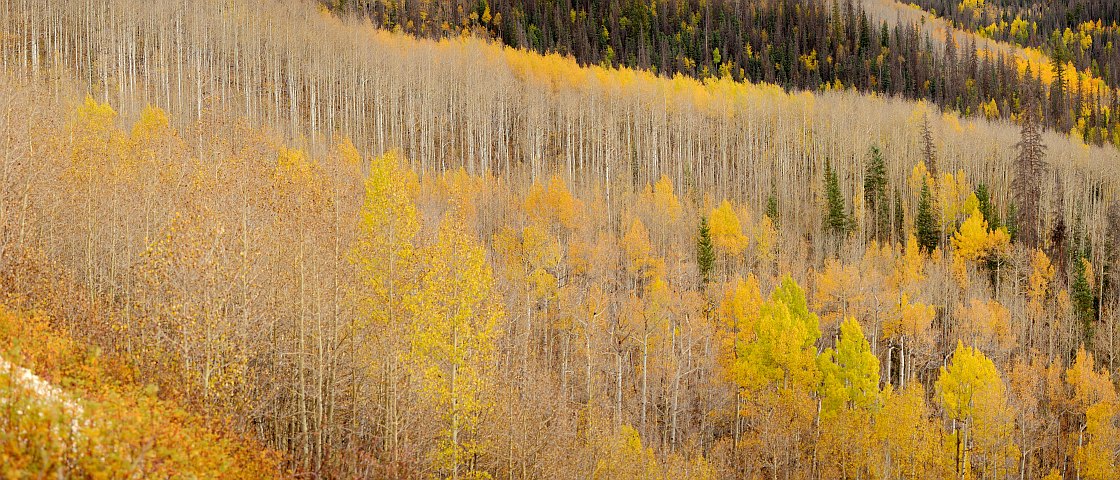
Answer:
[
  {"xmin": 0, "ymin": 0, "xmax": 1119, "ymax": 478},
  {"xmin": 326, "ymin": 0, "xmax": 1120, "ymax": 147},
  {"xmin": 907, "ymin": 0, "xmax": 1119, "ymax": 71}
]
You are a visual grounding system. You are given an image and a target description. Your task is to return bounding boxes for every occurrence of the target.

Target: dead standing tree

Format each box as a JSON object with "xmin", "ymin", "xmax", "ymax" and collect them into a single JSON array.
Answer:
[{"xmin": 1013, "ymin": 106, "xmax": 1046, "ymax": 250}]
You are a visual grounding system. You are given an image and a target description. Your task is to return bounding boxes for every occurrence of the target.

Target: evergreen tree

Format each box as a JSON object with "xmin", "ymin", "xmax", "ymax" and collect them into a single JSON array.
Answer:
[
  {"xmin": 697, "ymin": 216, "xmax": 715, "ymax": 287},
  {"xmin": 974, "ymin": 183, "xmax": 1000, "ymax": 229},
  {"xmin": 1050, "ymin": 174, "xmax": 1069, "ymax": 274},
  {"xmin": 920, "ymin": 115, "xmax": 938, "ymax": 178},
  {"xmin": 766, "ymin": 192, "xmax": 780, "ymax": 227},
  {"xmin": 894, "ymin": 188, "xmax": 904, "ymax": 244},
  {"xmin": 864, "ymin": 146, "xmax": 889, "ymax": 241},
  {"xmin": 1071, "ymin": 252, "xmax": 1096, "ymax": 344},
  {"xmin": 1049, "ymin": 34, "xmax": 1069, "ymax": 132},
  {"xmin": 916, "ymin": 183, "xmax": 940, "ymax": 253},
  {"xmin": 824, "ymin": 162, "xmax": 852, "ymax": 236},
  {"xmin": 1005, "ymin": 202, "xmax": 1019, "ymax": 242}
]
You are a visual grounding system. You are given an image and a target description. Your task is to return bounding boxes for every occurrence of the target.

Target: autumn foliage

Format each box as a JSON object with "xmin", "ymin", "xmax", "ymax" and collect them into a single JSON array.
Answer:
[{"xmin": 0, "ymin": 0, "xmax": 1119, "ymax": 479}]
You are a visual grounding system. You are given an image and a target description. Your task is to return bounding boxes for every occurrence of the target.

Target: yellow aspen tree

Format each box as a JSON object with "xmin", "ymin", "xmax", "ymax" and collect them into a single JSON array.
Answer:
[
  {"xmin": 883, "ymin": 294, "xmax": 935, "ymax": 387},
  {"xmin": 124, "ymin": 104, "xmax": 188, "ymax": 345},
  {"xmin": 652, "ymin": 175, "xmax": 682, "ymax": 224},
  {"xmin": 818, "ymin": 317, "xmax": 881, "ymax": 479},
  {"xmin": 874, "ymin": 383, "xmax": 947, "ymax": 479},
  {"xmin": 544, "ymin": 175, "xmax": 582, "ymax": 231},
  {"xmin": 407, "ymin": 210, "xmax": 501, "ymax": 480},
  {"xmin": 951, "ymin": 207, "xmax": 1011, "ymax": 266},
  {"xmin": 1065, "ymin": 347, "xmax": 1118, "ymax": 480},
  {"xmin": 621, "ymin": 216, "xmax": 670, "ymax": 437},
  {"xmin": 526, "ymin": 175, "xmax": 582, "ymax": 233},
  {"xmin": 648, "ymin": 174, "xmax": 683, "ymax": 261},
  {"xmin": 1006, "ymin": 357, "xmax": 1048, "ymax": 479},
  {"xmin": 733, "ymin": 276, "xmax": 821, "ymax": 477},
  {"xmin": 814, "ymin": 259, "xmax": 865, "ymax": 333},
  {"xmin": 1077, "ymin": 402, "xmax": 1119, "ymax": 480},
  {"xmin": 128, "ymin": 105, "xmax": 186, "ymax": 191},
  {"xmin": 955, "ymin": 299, "xmax": 1015, "ymax": 359},
  {"xmin": 936, "ymin": 342, "xmax": 1020, "ymax": 479},
  {"xmin": 937, "ymin": 171, "xmax": 963, "ymax": 233},
  {"xmin": 524, "ymin": 222, "xmax": 561, "ymax": 303},
  {"xmin": 271, "ymin": 145, "xmax": 334, "ymax": 467},
  {"xmin": 709, "ymin": 199, "xmax": 748, "ymax": 261},
  {"xmin": 349, "ymin": 151, "xmax": 420, "ymax": 460},
  {"xmin": 622, "ymin": 218, "xmax": 661, "ymax": 283},
  {"xmin": 717, "ymin": 275, "xmax": 764, "ymax": 450},
  {"xmin": 591, "ymin": 425, "xmax": 662, "ymax": 480},
  {"xmin": 523, "ymin": 181, "xmax": 549, "ymax": 224},
  {"xmin": 64, "ymin": 95, "xmax": 125, "ymax": 304},
  {"xmin": 1027, "ymin": 250, "xmax": 1055, "ymax": 348},
  {"xmin": 908, "ymin": 162, "xmax": 934, "ymax": 199},
  {"xmin": 890, "ymin": 234, "xmax": 927, "ymax": 296},
  {"xmin": 820, "ymin": 318, "xmax": 881, "ymax": 412},
  {"xmin": 754, "ymin": 214, "xmax": 778, "ymax": 267}
]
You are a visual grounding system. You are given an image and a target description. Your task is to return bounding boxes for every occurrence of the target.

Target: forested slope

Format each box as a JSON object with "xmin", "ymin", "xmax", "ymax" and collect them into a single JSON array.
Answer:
[
  {"xmin": 325, "ymin": 0, "xmax": 1120, "ymax": 147},
  {"xmin": 0, "ymin": 297, "xmax": 285, "ymax": 477},
  {"xmin": 1, "ymin": 0, "xmax": 1120, "ymax": 478},
  {"xmin": 905, "ymin": 0, "xmax": 1119, "ymax": 76},
  {"xmin": 861, "ymin": 0, "xmax": 1120, "ymax": 140}
]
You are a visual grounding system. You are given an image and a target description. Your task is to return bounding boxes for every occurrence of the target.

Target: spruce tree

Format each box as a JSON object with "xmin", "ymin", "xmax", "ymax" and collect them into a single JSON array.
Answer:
[
  {"xmin": 864, "ymin": 146, "xmax": 888, "ymax": 241},
  {"xmin": 1050, "ymin": 174, "xmax": 1068, "ymax": 274},
  {"xmin": 974, "ymin": 183, "xmax": 1000, "ymax": 229},
  {"xmin": 697, "ymin": 216, "xmax": 715, "ymax": 287},
  {"xmin": 894, "ymin": 188, "xmax": 904, "ymax": 244},
  {"xmin": 1071, "ymin": 252, "xmax": 1096, "ymax": 343},
  {"xmin": 824, "ymin": 162, "xmax": 852, "ymax": 236},
  {"xmin": 1006, "ymin": 203, "xmax": 1019, "ymax": 242},
  {"xmin": 766, "ymin": 192, "xmax": 779, "ymax": 227},
  {"xmin": 916, "ymin": 183, "xmax": 940, "ymax": 253},
  {"xmin": 920, "ymin": 115, "xmax": 938, "ymax": 178}
]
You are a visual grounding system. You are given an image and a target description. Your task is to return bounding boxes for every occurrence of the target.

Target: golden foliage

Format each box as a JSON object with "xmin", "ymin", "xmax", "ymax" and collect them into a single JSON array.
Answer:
[{"xmin": 0, "ymin": 307, "xmax": 284, "ymax": 478}]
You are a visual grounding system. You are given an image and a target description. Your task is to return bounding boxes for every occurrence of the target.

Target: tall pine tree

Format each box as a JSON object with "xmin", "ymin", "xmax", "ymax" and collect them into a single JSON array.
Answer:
[
  {"xmin": 864, "ymin": 146, "xmax": 889, "ymax": 241},
  {"xmin": 766, "ymin": 192, "xmax": 780, "ymax": 228},
  {"xmin": 974, "ymin": 184, "xmax": 1000, "ymax": 229},
  {"xmin": 916, "ymin": 183, "xmax": 941, "ymax": 254},
  {"xmin": 1071, "ymin": 253, "xmax": 1096, "ymax": 344},
  {"xmin": 824, "ymin": 161, "xmax": 852, "ymax": 236},
  {"xmin": 697, "ymin": 216, "xmax": 715, "ymax": 287}
]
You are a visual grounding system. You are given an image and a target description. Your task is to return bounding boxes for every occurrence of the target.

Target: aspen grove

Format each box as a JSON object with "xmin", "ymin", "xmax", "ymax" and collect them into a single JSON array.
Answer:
[{"xmin": 1, "ymin": 0, "xmax": 1120, "ymax": 479}]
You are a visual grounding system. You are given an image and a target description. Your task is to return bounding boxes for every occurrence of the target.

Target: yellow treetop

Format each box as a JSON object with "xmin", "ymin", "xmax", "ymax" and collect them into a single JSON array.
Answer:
[
  {"xmin": 652, "ymin": 175, "xmax": 682, "ymax": 223},
  {"xmin": 1027, "ymin": 250, "xmax": 1055, "ymax": 316},
  {"xmin": 951, "ymin": 207, "xmax": 1010, "ymax": 264},
  {"xmin": 709, "ymin": 200, "xmax": 748, "ymax": 257}
]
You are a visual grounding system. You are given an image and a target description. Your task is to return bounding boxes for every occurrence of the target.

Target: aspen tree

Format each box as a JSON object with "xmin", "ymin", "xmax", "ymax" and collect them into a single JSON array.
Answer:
[
  {"xmin": 349, "ymin": 151, "xmax": 420, "ymax": 462},
  {"xmin": 936, "ymin": 342, "xmax": 1019, "ymax": 479},
  {"xmin": 407, "ymin": 209, "xmax": 501, "ymax": 480},
  {"xmin": 818, "ymin": 318, "xmax": 881, "ymax": 479}
]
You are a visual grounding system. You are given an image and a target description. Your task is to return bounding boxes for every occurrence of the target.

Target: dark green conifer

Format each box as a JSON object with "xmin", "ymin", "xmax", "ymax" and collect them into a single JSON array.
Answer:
[
  {"xmin": 697, "ymin": 216, "xmax": 715, "ymax": 287},
  {"xmin": 916, "ymin": 183, "xmax": 940, "ymax": 253},
  {"xmin": 824, "ymin": 162, "xmax": 852, "ymax": 236}
]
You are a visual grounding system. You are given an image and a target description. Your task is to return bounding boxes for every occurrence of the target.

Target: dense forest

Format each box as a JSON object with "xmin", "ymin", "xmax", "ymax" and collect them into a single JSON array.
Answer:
[
  {"xmin": 907, "ymin": 0, "xmax": 1120, "ymax": 74},
  {"xmin": 1, "ymin": 0, "xmax": 1120, "ymax": 479},
  {"xmin": 324, "ymin": 0, "xmax": 1120, "ymax": 147}
]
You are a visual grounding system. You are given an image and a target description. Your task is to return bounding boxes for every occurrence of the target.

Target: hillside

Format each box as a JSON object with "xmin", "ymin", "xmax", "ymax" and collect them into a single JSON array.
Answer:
[
  {"xmin": 0, "ymin": 302, "xmax": 285, "ymax": 478},
  {"xmin": 324, "ymin": 0, "xmax": 1120, "ymax": 147},
  {"xmin": 1, "ymin": 0, "xmax": 1120, "ymax": 478},
  {"xmin": 862, "ymin": 0, "xmax": 1119, "ymax": 140},
  {"xmin": 904, "ymin": 0, "xmax": 1119, "ymax": 78}
]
